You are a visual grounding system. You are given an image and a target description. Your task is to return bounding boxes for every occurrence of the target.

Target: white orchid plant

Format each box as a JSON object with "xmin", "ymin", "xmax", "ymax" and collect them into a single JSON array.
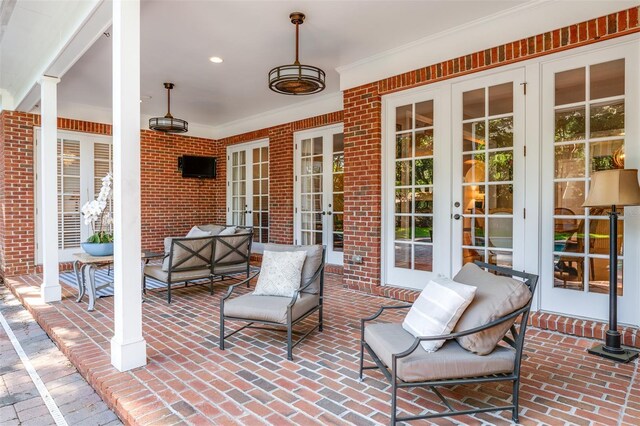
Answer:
[{"xmin": 81, "ymin": 173, "xmax": 114, "ymax": 244}]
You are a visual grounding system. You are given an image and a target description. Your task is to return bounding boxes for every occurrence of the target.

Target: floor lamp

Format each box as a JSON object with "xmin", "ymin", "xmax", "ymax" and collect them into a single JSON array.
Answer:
[{"xmin": 583, "ymin": 168, "xmax": 640, "ymax": 363}]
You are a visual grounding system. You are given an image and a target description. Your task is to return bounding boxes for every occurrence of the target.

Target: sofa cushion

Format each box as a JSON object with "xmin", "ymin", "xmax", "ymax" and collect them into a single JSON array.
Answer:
[
  {"xmin": 364, "ymin": 323, "xmax": 515, "ymax": 382},
  {"xmin": 197, "ymin": 224, "xmax": 226, "ymax": 236},
  {"xmin": 253, "ymin": 250, "xmax": 307, "ymax": 297},
  {"xmin": 162, "ymin": 237, "xmax": 213, "ymax": 272},
  {"xmin": 453, "ymin": 263, "xmax": 532, "ymax": 355},
  {"xmin": 145, "ymin": 264, "xmax": 211, "ymax": 283},
  {"xmin": 402, "ymin": 277, "xmax": 476, "ymax": 352},
  {"xmin": 219, "ymin": 226, "xmax": 237, "ymax": 236},
  {"xmin": 224, "ymin": 293, "xmax": 319, "ymax": 324},
  {"xmin": 186, "ymin": 226, "xmax": 212, "ymax": 238},
  {"xmin": 262, "ymin": 244, "xmax": 324, "ymax": 293}
]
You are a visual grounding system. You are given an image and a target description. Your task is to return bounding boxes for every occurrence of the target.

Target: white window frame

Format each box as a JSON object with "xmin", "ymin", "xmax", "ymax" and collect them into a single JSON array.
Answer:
[{"xmin": 34, "ymin": 129, "xmax": 113, "ymax": 263}]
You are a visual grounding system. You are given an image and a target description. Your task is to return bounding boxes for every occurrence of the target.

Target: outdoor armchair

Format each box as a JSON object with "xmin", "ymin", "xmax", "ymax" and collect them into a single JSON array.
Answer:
[
  {"xmin": 219, "ymin": 244, "xmax": 325, "ymax": 360},
  {"xmin": 359, "ymin": 261, "xmax": 538, "ymax": 424}
]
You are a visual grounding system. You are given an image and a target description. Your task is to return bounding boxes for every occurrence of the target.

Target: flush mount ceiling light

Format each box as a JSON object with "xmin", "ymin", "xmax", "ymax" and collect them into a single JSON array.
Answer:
[
  {"xmin": 209, "ymin": 56, "xmax": 223, "ymax": 63},
  {"xmin": 268, "ymin": 12, "xmax": 325, "ymax": 95},
  {"xmin": 149, "ymin": 83, "xmax": 188, "ymax": 133}
]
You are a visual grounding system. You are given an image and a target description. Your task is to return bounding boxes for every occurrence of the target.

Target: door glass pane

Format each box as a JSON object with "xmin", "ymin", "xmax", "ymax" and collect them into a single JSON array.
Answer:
[
  {"xmin": 230, "ymin": 151, "xmax": 247, "ymax": 226},
  {"xmin": 553, "ymin": 60, "xmax": 625, "ymax": 293},
  {"xmin": 332, "ymin": 133, "xmax": 344, "ymax": 252},
  {"xmin": 300, "ymin": 135, "xmax": 323, "ymax": 242},
  {"xmin": 461, "ymin": 83, "xmax": 514, "ymax": 266},
  {"xmin": 590, "ymin": 59, "xmax": 624, "ymax": 100},
  {"xmin": 394, "ymin": 102, "xmax": 434, "ymax": 271},
  {"xmin": 251, "ymin": 145, "xmax": 269, "ymax": 243}
]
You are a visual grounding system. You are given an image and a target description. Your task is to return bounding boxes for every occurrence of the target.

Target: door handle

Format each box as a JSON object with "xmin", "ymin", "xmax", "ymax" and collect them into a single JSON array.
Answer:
[
  {"xmin": 453, "ymin": 214, "xmax": 462, "ymax": 220},
  {"xmin": 327, "ymin": 211, "xmax": 332, "ymax": 215},
  {"xmin": 244, "ymin": 210, "xmax": 252, "ymax": 214},
  {"xmin": 321, "ymin": 211, "xmax": 326, "ymax": 215}
]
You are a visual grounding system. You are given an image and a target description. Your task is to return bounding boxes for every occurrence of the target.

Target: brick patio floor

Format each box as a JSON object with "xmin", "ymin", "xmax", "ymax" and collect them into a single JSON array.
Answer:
[{"xmin": 3, "ymin": 272, "xmax": 640, "ymax": 426}]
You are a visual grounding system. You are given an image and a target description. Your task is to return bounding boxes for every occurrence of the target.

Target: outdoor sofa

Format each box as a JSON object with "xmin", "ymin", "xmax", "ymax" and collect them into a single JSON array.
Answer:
[{"xmin": 143, "ymin": 224, "xmax": 253, "ymax": 303}]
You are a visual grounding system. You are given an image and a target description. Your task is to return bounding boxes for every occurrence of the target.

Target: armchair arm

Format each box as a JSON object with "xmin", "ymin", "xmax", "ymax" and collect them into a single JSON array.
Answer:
[
  {"xmin": 221, "ymin": 270, "xmax": 260, "ymax": 302},
  {"xmin": 362, "ymin": 304, "xmax": 413, "ymax": 323},
  {"xmin": 393, "ymin": 304, "xmax": 529, "ymax": 360}
]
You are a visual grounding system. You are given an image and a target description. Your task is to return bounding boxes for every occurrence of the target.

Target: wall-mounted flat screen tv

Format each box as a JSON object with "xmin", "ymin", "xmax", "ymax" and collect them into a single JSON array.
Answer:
[{"xmin": 180, "ymin": 155, "xmax": 217, "ymax": 178}]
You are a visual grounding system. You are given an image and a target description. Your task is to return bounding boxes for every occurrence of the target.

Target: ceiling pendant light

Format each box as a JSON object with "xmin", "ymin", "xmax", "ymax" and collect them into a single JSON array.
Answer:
[
  {"xmin": 149, "ymin": 83, "xmax": 188, "ymax": 133},
  {"xmin": 268, "ymin": 12, "xmax": 325, "ymax": 95}
]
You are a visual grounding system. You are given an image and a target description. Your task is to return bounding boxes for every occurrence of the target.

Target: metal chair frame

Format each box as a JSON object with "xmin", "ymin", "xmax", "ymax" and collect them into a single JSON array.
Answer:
[
  {"xmin": 211, "ymin": 227, "xmax": 253, "ymax": 285},
  {"xmin": 220, "ymin": 248, "xmax": 326, "ymax": 360},
  {"xmin": 359, "ymin": 261, "xmax": 539, "ymax": 425}
]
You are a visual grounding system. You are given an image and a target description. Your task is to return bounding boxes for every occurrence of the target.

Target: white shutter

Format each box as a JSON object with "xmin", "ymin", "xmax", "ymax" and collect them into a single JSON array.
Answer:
[{"xmin": 57, "ymin": 139, "xmax": 81, "ymax": 249}]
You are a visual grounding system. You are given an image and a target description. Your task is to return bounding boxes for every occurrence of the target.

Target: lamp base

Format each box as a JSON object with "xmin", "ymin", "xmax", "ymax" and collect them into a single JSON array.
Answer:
[{"xmin": 588, "ymin": 343, "xmax": 639, "ymax": 363}]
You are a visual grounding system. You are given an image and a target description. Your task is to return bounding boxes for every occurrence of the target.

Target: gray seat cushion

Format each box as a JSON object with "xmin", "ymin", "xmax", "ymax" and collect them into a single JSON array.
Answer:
[
  {"xmin": 224, "ymin": 293, "xmax": 319, "ymax": 324},
  {"xmin": 453, "ymin": 263, "xmax": 532, "ymax": 355},
  {"xmin": 145, "ymin": 264, "xmax": 211, "ymax": 283},
  {"xmin": 364, "ymin": 323, "xmax": 515, "ymax": 382},
  {"xmin": 262, "ymin": 244, "xmax": 323, "ymax": 293}
]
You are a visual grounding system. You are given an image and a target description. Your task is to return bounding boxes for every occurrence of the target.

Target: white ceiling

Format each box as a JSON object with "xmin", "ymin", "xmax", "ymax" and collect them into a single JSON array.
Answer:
[
  {"xmin": 2, "ymin": 0, "xmax": 637, "ymax": 138},
  {"xmin": 54, "ymin": 0, "xmax": 532, "ymax": 130}
]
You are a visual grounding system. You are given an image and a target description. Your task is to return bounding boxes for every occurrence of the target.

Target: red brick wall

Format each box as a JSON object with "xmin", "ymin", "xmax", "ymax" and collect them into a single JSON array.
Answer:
[
  {"xmin": 0, "ymin": 111, "xmax": 218, "ymax": 276},
  {"xmin": 216, "ymin": 111, "xmax": 343, "ymax": 245},
  {"xmin": 140, "ymin": 130, "xmax": 219, "ymax": 252}
]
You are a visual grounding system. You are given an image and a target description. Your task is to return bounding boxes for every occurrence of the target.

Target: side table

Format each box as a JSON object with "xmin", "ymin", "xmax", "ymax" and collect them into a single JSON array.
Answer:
[{"xmin": 72, "ymin": 251, "xmax": 164, "ymax": 311}]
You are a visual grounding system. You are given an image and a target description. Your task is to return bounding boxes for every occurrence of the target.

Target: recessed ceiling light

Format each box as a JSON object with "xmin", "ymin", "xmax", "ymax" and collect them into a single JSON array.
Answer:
[{"xmin": 209, "ymin": 56, "xmax": 223, "ymax": 63}]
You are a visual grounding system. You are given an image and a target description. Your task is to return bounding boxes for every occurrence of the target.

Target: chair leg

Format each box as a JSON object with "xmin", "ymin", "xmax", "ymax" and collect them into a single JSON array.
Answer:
[
  {"xmin": 210, "ymin": 277, "xmax": 214, "ymax": 295},
  {"xmin": 318, "ymin": 304, "xmax": 323, "ymax": 332},
  {"xmin": 358, "ymin": 341, "xmax": 364, "ymax": 381},
  {"xmin": 512, "ymin": 379, "xmax": 520, "ymax": 423},
  {"xmin": 219, "ymin": 296, "xmax": 227, "ymax": 351},
  {"xmin": 167, "ymin": 283, "xmax": 171, "ymax": 304},
  {"xmin": 390, "ymin": 380, "xmax": 397, "ymax": 425}
]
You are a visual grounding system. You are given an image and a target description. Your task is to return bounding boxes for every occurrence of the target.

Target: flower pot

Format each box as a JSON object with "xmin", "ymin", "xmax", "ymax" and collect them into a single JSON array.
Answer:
[{"xmin": 81, "ymin": 242, "xmax": 114, "ymax": 256}]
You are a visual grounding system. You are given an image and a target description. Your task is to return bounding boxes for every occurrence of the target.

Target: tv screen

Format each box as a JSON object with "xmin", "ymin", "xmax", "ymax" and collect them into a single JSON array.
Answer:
[{"xmin": 181, "ymin": 155, "xmax": 217, "ymax": 178}]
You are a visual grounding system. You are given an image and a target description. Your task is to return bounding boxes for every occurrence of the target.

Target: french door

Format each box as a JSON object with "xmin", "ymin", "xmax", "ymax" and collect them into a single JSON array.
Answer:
[
  {"xmin": 383, "ymin": 69, "xmax": 526, "ymax": 289},
  {"xmin": 383, "ymin": 89, "xmax": 450, "ymax": 288},
  {"xmin": 451, "ymin": 69, "xmax": 526, "ymax": 274},
  {"xmin": 226, "ymin": 139, "xmax": 269, "ymax": 248},
  {"xmin": 540, "ymin": 44, "xmax": 640, "ymax": 324},
  {"xmin": 294, "ymin": 124, "xmax": 344, "ymax": 265}
]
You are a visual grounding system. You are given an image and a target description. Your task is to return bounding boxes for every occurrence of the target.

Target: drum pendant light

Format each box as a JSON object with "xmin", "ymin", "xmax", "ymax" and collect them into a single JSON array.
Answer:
[
  {"xmin": 268, "ymin": 12, "xmax": 326, "ymax": 95},
  {"xmin": 149, "ymin": 83, "xmax": 188, "ymax": 133}
]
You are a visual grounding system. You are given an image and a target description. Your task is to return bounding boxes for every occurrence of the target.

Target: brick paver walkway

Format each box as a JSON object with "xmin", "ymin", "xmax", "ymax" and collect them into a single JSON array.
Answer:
[
  {"xmin": 3, "ymin": 273, "xmax": 640, "ymax": 425},
  {"xmin": 0, "ymin": 284, "xmax": 121, "ymax": 425}
]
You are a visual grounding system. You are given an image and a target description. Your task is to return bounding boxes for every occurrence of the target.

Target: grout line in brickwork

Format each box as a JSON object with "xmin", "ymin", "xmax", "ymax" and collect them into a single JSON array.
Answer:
[{"xmin": 617, "ymin": 355, "xmax": 639, "ymax": 426}]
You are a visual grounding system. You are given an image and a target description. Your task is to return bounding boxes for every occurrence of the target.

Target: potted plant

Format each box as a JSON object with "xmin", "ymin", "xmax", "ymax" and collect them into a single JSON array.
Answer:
[{"xmin": 80, "ymin": 173, "xmax": 114, "ymax": 256}]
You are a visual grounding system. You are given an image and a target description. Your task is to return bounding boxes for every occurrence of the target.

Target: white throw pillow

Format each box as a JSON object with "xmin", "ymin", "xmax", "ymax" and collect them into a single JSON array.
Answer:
[
  {"xmin": 402, "ymin": 277, "xmax": 477, "ymax": 352},
  {"xmin": 218, "ymin": 226, "xmax": 237, "ymax": 236},
  {"xmin": 185, "ymin": 226, "xmax": 211, "ymax": 238},
  {"xmin": 253, "ymin": 250, "xmax": 307, "ymax": 298}
]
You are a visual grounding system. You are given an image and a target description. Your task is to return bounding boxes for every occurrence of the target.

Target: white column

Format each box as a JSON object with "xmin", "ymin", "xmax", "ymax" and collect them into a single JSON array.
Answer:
[
  {"xmin": 39, "ymin": 76, "xmax": 61, "ymax": 303},
  {"xmin": 110, "ymin": 0, "xmax": 146, "ymax": 372}
]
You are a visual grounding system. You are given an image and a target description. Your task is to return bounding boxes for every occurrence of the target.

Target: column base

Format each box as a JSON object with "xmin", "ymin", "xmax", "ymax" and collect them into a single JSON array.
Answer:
[
  {"xmin": 110, "ymin": 337, "xmax": 147, "ymax": 372},
  {"xmin": 588, "ymin": 343, "xmax": 639, "ymax": 363},
  {"xmin": 40, "ymin": 284, "xmax": 61, "ymax": 303}
]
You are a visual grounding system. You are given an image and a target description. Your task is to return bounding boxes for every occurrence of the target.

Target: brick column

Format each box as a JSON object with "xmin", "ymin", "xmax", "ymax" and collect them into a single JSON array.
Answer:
[
  {"xmin": 268, "ymin": 123, "xmax": 295, "ymax": 244},
  {"xmin": 343, "ymin": 83, "xmax": 382, "ymax": 290}
]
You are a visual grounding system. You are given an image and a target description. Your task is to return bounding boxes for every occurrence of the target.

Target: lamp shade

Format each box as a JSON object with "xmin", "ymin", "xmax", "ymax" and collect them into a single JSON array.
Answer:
[{"xmin": 583, "ymin": 169, "xmax": 640, "ymax": 207}]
